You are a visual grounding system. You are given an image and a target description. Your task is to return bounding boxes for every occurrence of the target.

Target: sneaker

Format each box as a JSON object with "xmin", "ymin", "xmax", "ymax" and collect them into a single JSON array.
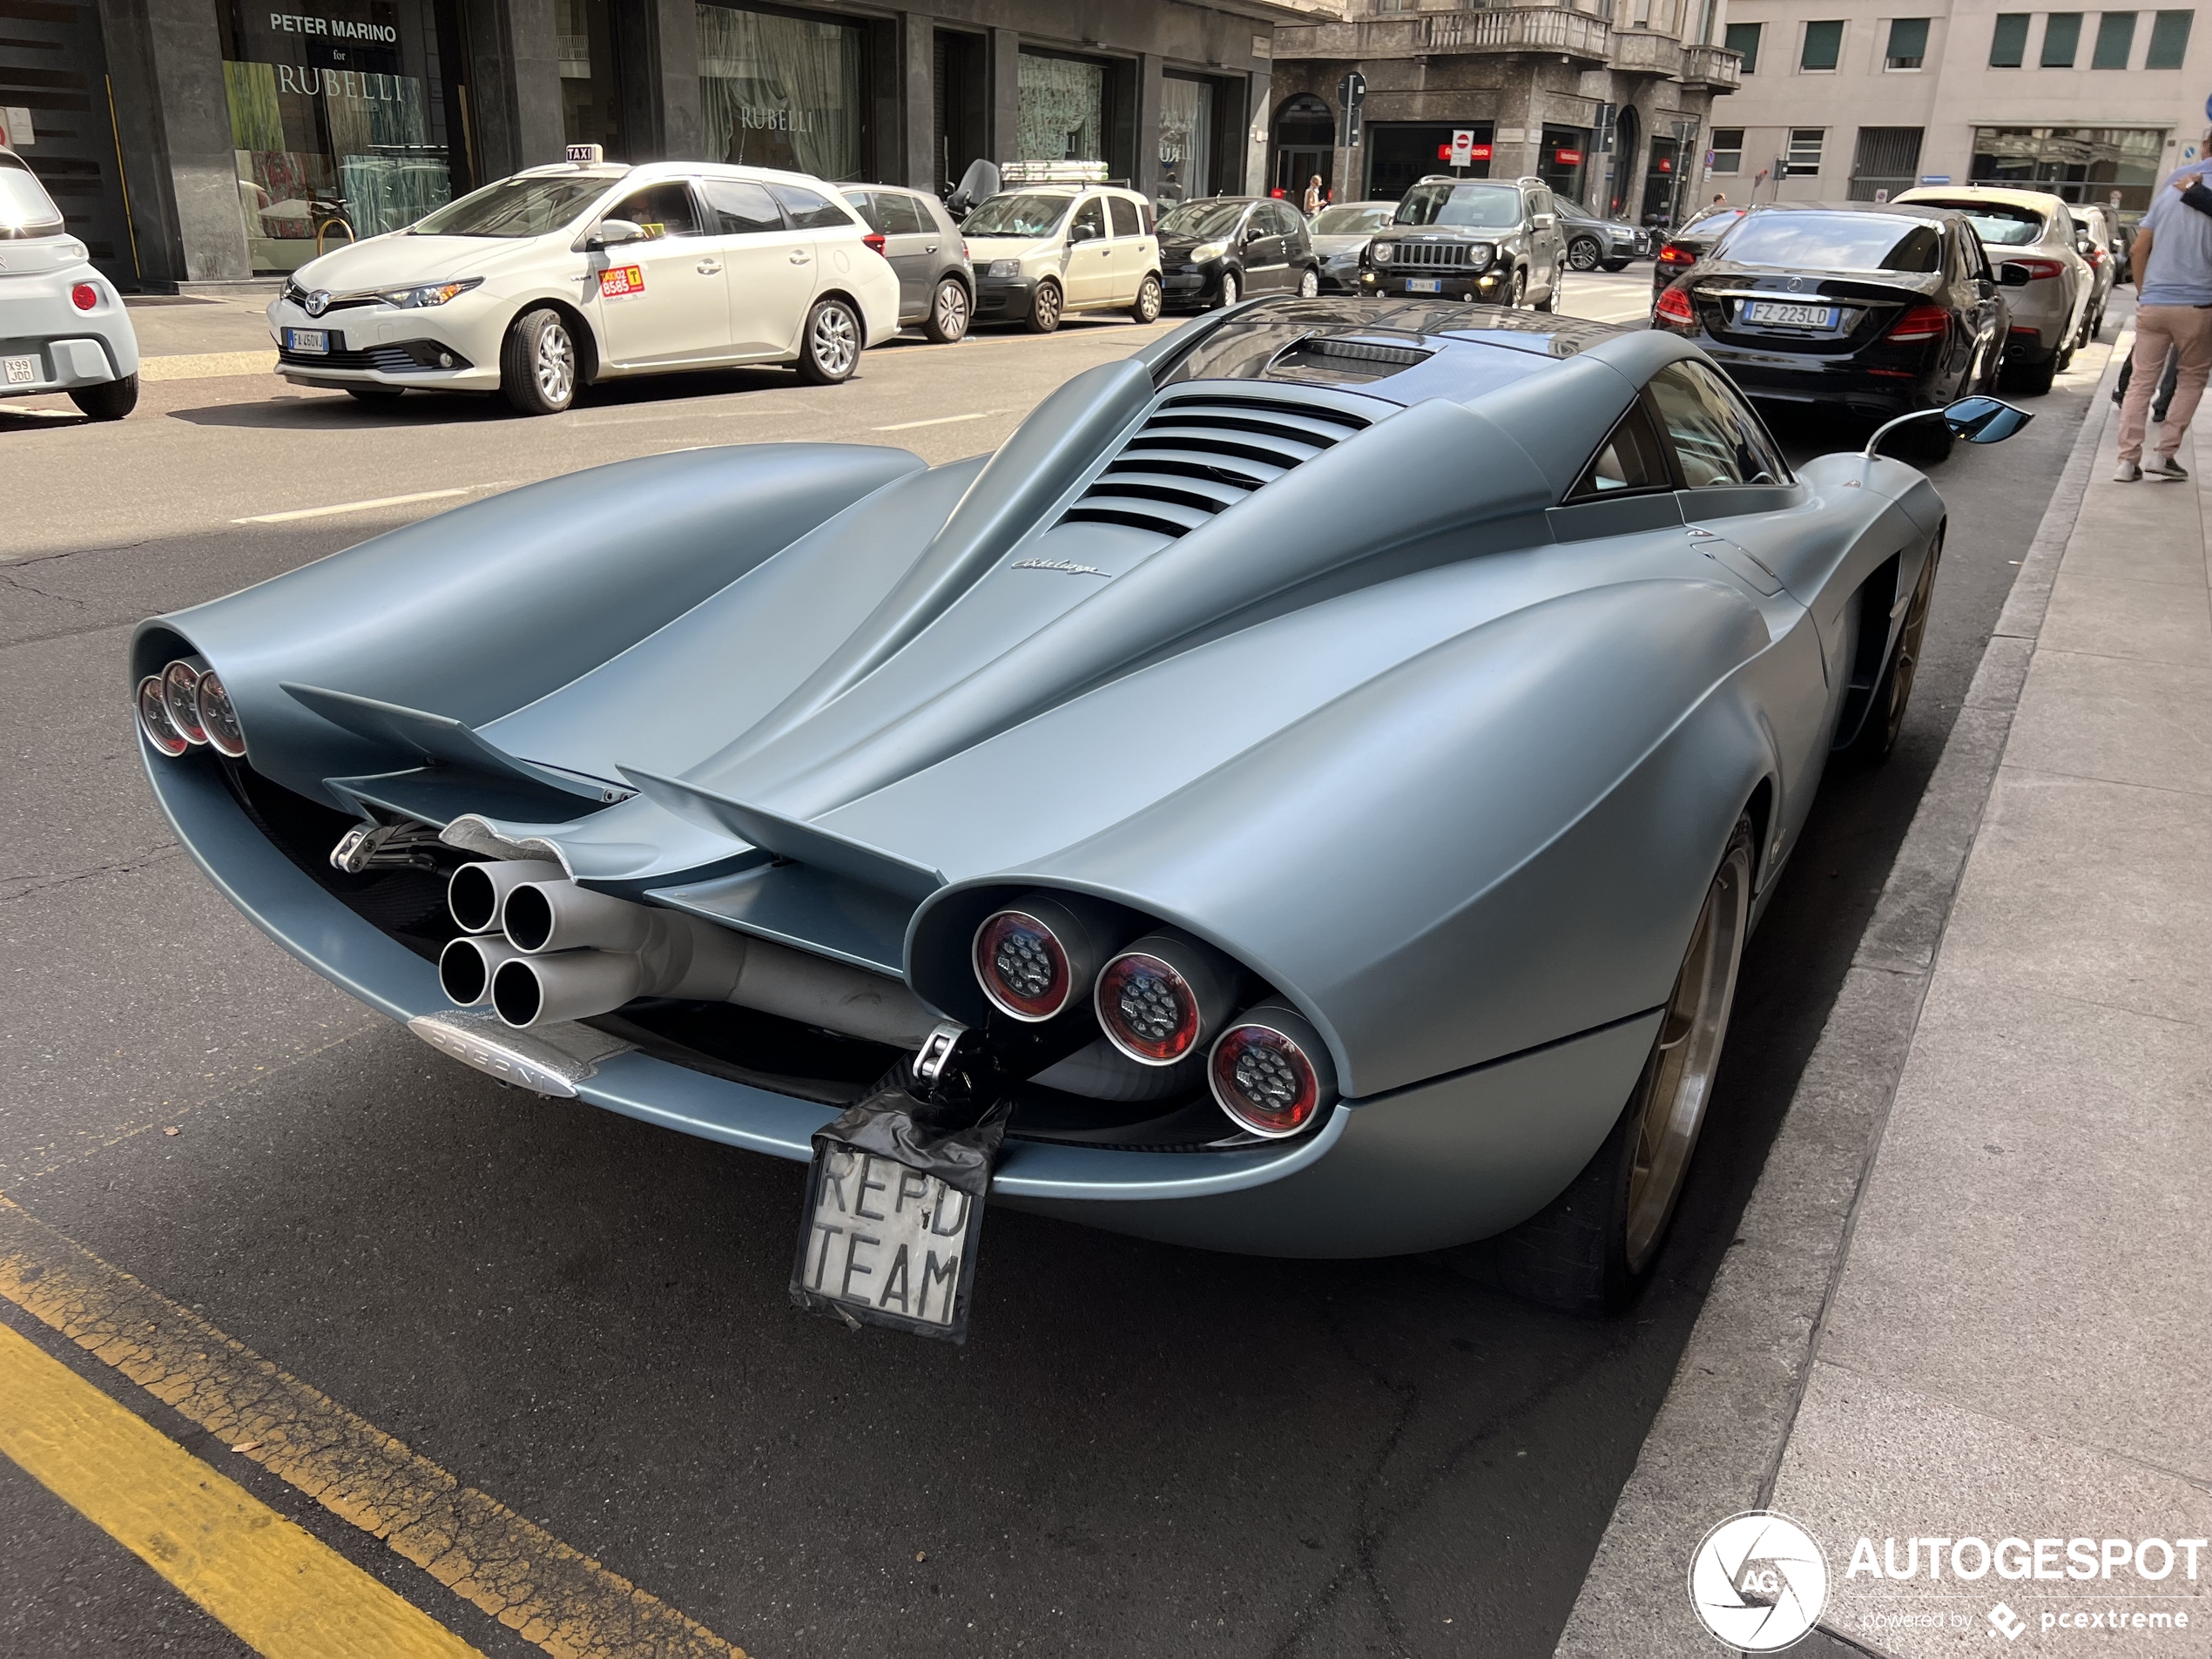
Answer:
[
  {"xmin": 2114, "ymin": 461, "xmax": 2142, "ymax": 482},
  {"xmin": 2146, "ymin": 454, "xmax": 2190, "ymax": 481}
]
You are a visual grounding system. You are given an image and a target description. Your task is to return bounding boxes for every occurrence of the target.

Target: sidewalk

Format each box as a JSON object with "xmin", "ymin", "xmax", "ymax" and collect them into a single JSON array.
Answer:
[{"xmin": 1559, "ymin": 330, "xmax": 2212, "ymax": 1656}]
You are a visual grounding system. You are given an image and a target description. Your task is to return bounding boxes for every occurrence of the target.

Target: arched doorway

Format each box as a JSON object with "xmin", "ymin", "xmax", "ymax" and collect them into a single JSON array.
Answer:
[
  {"xmin": 1272, "ymin": 93, "xmax": 1334, "ymax": 201},
  {"xmin": 1608, "ymin": 105, "xmax": 1641, "ymax": 218}
]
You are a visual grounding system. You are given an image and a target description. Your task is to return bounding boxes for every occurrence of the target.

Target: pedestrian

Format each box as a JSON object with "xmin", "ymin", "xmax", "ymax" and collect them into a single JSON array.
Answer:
[
  {"xmin": 2114, "ymin": 344, "xmax": 2182, "ymax": 426},
  {"xmin": 1712, "ymin": 192, "xmax": 1726, "ymax": 206},
  {"xmin": 1303, "ymin": 174, "xmax": 1325, "ymax": 217},
  {"xmin": 2116, "ymin": 138, "xmax": 2212, "ymax": 482}
]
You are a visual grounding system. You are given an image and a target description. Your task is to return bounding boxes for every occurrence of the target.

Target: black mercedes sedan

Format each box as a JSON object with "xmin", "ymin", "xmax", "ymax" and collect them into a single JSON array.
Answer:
[
  {"xmin": 1157, "ymin": 197, "xmax": 1319, "ymax": 309},
  {"xmin": 1652, "ymin": 202, "xmax": 2022, "ymax": 455}
]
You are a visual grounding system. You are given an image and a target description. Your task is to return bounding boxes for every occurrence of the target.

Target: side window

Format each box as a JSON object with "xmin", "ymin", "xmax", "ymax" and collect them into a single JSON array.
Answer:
[
  {"xmin": 879, "ymin": 192, "xmax": 928, "ymax": 234},
  {"xmin": 1527, "ymin": 187, "xmax": 1554, "ymax": 220},
  {"xmin": 1568, "ymin": 401, "xmax": 1674, "ymax": 499},
  {"xmin": 1071, "ymin": 196, "xmax": 1106, "ymax": 242},
  {"xmin": 1649, "ymin": 362, "xmax": 1791, "ymax": 488},
  {"xmin": 772, "ymin": 184, "xmax": 857, "ymax": 229},
  {"xmin": 1271, "ymin": 203, "xmax": 1305, "ymax": 239},
  {"xmin": 840, "ymin": 190, "xmax": 887, "ymax": 232},
  {"xmin": 706, "ymin": 179, "xmax": 786, "ymax": 235},
  {"xmin": 1108, "ymin": 195, "xmax": 1141, "ymax": 239},
  {"xmin": 610, "ymin": 182, "xmax": 701, "ymax": 239}
]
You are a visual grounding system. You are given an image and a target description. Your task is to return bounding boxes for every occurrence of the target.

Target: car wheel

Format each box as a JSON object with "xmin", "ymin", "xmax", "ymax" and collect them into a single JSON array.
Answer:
[
  {"xmin": 2002, "ymin": 350, "xmax": 2057, "ymax": 397},
  {"xmin": 1507, "ymin": 268, "xmax": 1527, "ymax": 308},
  {"xmin": 796, "ymin": 296, "xmax": 861, "ymax": 383},
  {"xmin": 1534, "ymin": 276, "xmax": 1557, "ymax": 314},
  {"xmin": 1480, "ymin": 815, "xmax": 1756, "ymax": 1313},
  {"xmin": 1859, "ymin": 538, "xmax": 1940, "ymax": 761},
  {"xmin": 1130, "ymin": 272, "xmax": 1163, "ymax": 324},
  {"xmin": 67, "ymin": 374, "xmax": 138, "ymax": 421},
  {"xmin": 1296, "ymin": 266, "xmax": 1320, "ymax": 299},
  {"xmin": 1568, "ymin": 236, "xmax": 1602, "ymax": 272},
  {"xmin": 1217, "ymin": 270, "xmax": 1240, "ymax": 309},
  {"xmin": 1027, "ymin": 278, "xmax": 1063, "ymax": 334},
  {"xmin": 344, "ymin": 385, "xmax": 406, "ymax": 404},
  {"xmin": 1602, "ymin": 259, "xmax": 1631, "ymax": 273},
  {"xmin": 924, "ymin": 277, "xmax": 971, "ymax": 344},
  {"xmin": 500, "ymin": 308, "xmax": 577, "ymax": 415}
]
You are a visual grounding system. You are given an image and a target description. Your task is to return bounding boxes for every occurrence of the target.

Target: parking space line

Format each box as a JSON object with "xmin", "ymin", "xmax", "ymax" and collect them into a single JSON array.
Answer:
[
  {"xmin": 0, "ymin": 1197, "xmax": 746, "ymax": 1659},
  {"xmin": 234, "ymin": 488, "xmax": 486, "ymax": 524},
  {"xmin": 874, "ymin": 408, "xmax": 1012, "ymax": 430},
  {"xmin": 0, "ymin": 1319, "xmax": 482, "ymax": 1658}
]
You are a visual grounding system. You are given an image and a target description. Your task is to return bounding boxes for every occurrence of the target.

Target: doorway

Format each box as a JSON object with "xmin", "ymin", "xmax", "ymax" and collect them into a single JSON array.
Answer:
[
  {"xmin": 934, "ymin": 30, "xmax": 986, "ymax": 192},
  {"xmin": 1271, "ymin": 92, "xmax": 1332, "ymax": 200}
]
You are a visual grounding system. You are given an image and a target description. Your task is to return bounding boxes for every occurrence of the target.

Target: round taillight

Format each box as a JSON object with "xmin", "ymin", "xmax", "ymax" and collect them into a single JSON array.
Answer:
[
  {"xmin": 974, "ymin": 907, "xmax": 1072, "ymax": 1020},
  {"xmin": 161, "ymin": 659, "xmax": 206, "ymax": 745},
  {"xmin": 1095, "ymin": 930, "xmax": 1239, "ymax": 1065},
  {"xmin": 1208, "ymin": 1003, "xmax": 1339, "ymax": 1139},
  {"xmin": 193, "ymin": 669, "xmax": 246, "ymax": 756},
  {"xmin": 137, "ymin": 674, "xmax": 189, "ymax": 755},
  {"xmin": 71, "ymin": 282, "xmax": 98, "ymax": 311}
]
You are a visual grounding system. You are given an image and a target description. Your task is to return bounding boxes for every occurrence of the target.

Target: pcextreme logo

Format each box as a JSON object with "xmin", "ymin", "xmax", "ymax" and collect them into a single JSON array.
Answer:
[{"xmin": 1689, "ymin": 1511, "xmax": 1831, "ymax": 1651}]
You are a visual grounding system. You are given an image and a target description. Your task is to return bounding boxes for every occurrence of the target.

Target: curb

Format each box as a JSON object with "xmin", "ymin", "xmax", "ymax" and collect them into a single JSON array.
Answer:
[{"xmin": 1552, "ymin": 334, "xmax": 2130, "ymax": 1658}]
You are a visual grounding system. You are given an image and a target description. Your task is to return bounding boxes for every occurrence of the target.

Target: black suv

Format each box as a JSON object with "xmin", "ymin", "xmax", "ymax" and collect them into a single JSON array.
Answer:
[{"xmin": 1360, "ymin": 176, "xmax": 1569, "ymax": 310}]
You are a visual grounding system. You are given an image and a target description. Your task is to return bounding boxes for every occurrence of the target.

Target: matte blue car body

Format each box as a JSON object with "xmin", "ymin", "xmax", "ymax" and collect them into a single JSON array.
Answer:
[{"xmin": 133, "ymin": 298, "xmax": 1947, "ymax": 1258}]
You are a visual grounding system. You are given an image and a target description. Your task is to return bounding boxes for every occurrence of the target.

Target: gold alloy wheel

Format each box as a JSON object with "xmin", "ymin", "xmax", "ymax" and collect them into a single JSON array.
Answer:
[
  {"xmin": 1622, "ymin": 835, "xmax": 1751, "ymax": 1274},
  {"xmin": 1878, "ymin": 545, "xmax": 1939, "ymax": 753}
]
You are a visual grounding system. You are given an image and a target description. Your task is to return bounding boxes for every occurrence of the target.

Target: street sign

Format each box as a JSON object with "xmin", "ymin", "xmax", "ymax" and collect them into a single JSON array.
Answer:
[
  {"xmin": 1436, "ymin": 143, "xmax": 1493, "ymax": 162},
  {"xmin": 1338, "ymin": 71, "xmax": 1366, "ymax": 147},
  {"xmin": 1555, "ymin": 148, "xmax": 1583, "ymax": 165},
  {"xmin": 1919, "ymin": 173, "xmax": 1951, "ymax": 184},
  {"xmin": 1450, "ymin": 129, "xmax": 1476, "ymax": 168},
  {"xmin": 1873, "ymin": 188, "xmax": 1890, "ymax": 203}
]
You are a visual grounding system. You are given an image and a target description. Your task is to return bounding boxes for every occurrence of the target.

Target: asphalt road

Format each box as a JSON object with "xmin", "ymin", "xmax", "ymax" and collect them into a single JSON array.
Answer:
[{"xmin": 0, "ymin": 272, "xmax": 2116, "ymax": 1657}]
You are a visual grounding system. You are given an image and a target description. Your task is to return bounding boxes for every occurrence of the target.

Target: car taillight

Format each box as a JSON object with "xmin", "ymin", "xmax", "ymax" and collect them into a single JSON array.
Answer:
[
  {"xmin": 71, "ymin": 282, "xmax": 99, "ymax": 311},
  {"xmin": 2012, "ymin": 257, "xmax": 2066, "ymax": 281},
  {"xmin": 1094, "ymin": 931, "xmax": 1238, "ymax": 1065},
  {"xmin": 862, "ymin": 233, "xmax": 887, "ymax": 256},
  {"xmin": 972, "ymin": 893, "xmax": 1123, "ymax": 1022},
  {"xmin": 1208, "ymin": 1003, "xmax": 1338, "ymax": 1138},
  {"xmin": 1656, "ymin": 286, "xmax": 1695, "ymax": 327},
  {"xmin": 1885, "ymin": 303, "xmax": 1951, "ymax": 344},
  {"xmin": 1657, "ymin": 243, "xmax": 1696, "ymax": 266},
  {"xmin": 2086, "ymin": 245, "xmax": 2106, "ymax": 268}
]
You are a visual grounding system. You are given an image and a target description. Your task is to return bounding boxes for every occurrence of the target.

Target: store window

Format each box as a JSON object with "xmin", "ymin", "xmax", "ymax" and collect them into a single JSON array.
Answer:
[
  {"xmin": 218, "ymin": 0, "xmax": 470, "ymax": 273},
  {"xmin": 1363, "ymin": 123, "xmax": 1493, "ymax": 200},
  {"xmin": 1710, "ymin": 127, "xmax": 1744, "ymax": 172},
  {"xmin": 560, "ymin": 0, "xmax": 623, "ymax": 154},
  {"xmin": 1971, "ymin": 125, "xmax": 2163, "ymax": 213},
  {"xmin": 1885, "ymin": 17, "xmax": 1929, "ymax": 68},
  {"xmin": 1725, "ymin": 20, "xmax": 1763, "ymax": 71},
  {"xmin": 1019, "ymin": 50, "xmax": 1106, "ymax": 164},
  {"xmin": 1799, "ymin": 19, "xmax": 1843, "ymax": 70},
  {"xmin": 1159, "ymin": 72, "xmax": 1215, "ymax": 203},
  {"xmin": 1539, "ymin": 124, "xmax": 1590, "ymax": 204},
  {"xmin": 1988, "ymin": 12, "xmax": 2029, "ymax": 64},
  {"xmin": 697, "ymin": 3, "xmax": 865, "ymax": 179}
]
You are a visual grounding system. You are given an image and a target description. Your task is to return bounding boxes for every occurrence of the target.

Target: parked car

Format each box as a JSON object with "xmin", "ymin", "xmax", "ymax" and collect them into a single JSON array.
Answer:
[
  {"xmin": 1361, "ymin": 176, "xmax": 1568, "ymax": 309},
  {"xmin": 964, "ymin": 184, "xmax": 1163, "ymax": 332},
  {"xmin": 1555, "ymin": 194, "xmax": 1651, "ymax": 271},
  {"xmin": 1891, "ymin": 185, "xmax": 2090, "ymax": 396},
  {"xmin": 1306, "ymin": 201, "xmax": 1397, "ymax": 292},
  {"xmin": 0, "ymin": 145, "xmax": 139, "ymax": 420},
  {"xmin": 840, "ymin": 185, "xmax": 973, "ymax": 343},
  {"xmin": 1157, "ymin": 197, "xmax": 1319, "ymax": 308},
  {"xmin": 1652, "ymin": 203, "xmax": 1747, "ymax": 300},
  {"xmin": 265, "ymin": 156, "xmax": 898, "ymax": 415},
  {"xmin": 1652, "ymin": 202, "xmax": 2019, "ymax": 456},
  {"xmin": 2069, "ymin": 201, "xmax": 2119, "ymax": 344}
]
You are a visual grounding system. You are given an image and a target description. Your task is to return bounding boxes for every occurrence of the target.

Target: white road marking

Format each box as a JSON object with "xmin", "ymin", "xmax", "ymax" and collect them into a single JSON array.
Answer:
[
  {"xmin": 873, "ymin": 408, "xmax": 1013, "ymax": 431},
  {"xmin": 233, "ymin": 486, "xmax": 492, "ymax": 524}
]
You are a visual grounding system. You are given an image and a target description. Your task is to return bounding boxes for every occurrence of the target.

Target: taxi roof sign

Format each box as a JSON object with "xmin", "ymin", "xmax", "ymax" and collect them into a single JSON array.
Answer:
[{"xmin": 566, "ymin": 143, "xmax": 604, "ymax": 165}]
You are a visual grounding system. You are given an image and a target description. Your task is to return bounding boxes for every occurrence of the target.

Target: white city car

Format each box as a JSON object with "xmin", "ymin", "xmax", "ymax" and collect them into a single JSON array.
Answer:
[
  {"xmin": 0, "ymin": 145, "xmax": 140, "ymax": 421},
  {"xmin": 266, "ymin": 158, "xmax": 900, "ymax": 415}
]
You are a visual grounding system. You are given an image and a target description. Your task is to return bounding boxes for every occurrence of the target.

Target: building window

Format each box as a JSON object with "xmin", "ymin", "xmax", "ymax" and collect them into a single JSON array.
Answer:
[
  {"xmin": 1800, "ymin": 19, "xmax": 1844, "ymax": 68},
  {"xmin": 2146, "ymin": 9, "xmax": 2192, "ymax": 66},
  {"xmin": 1158, "ymin": 74, "xmax": 1216, "ymax": 204},
  {"xmin": 697, "ymin": 5, "xmax": 867, "ymax": 179},
  {"xmin": 1885, "ymin": 17, "xmax": 1930, "ymax": 67},
  {"xmin": 1710, "ymin": 126, "xmax": 1744, "ymax": 172},
  {"xmin": 1989, "ymin": 12, "xmax": 2030, "ymax": 64},
  {"xmin": 1725, "ymin": 19, "xmax": 1763, "ymax": 69},
  {"xmin": 1786, "ymin": 127, "xmax": 1824, "ymax": 174},
  {"xmin": 2091, "ymin": 11, "xmax": 2137, "ymax": 65},
  {"xmin": 1018, "ymin": 50, "xmax": 1106, "ymax": 163},
  {"xmin": 1971, "ymin": 125, "xmax": 2165, "ymax": 212},
  {"xmin": 1850, "ymin": 126, "xmax": 1925, "ymax": 198},
  {"xmin": 2040, "ymin": 12, "xmax": 2082, "ymax": 64}
]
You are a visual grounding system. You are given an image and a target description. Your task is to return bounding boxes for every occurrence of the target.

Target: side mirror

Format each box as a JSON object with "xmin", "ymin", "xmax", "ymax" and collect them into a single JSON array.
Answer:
[
  {"xmin": 588, "ymin": 218, "xmax": 647, "ymax": 249},
  {"xmin": 1942, "ymin": 395, "xmax": 2033, "ymax": 444},
  {"xmin": 1997, "ymin": 261, "xmax": 2033, "ymax": 287},
  {"xmin": 1069, "ymin": 222, "xmax": 1097, "ymax": 244}
]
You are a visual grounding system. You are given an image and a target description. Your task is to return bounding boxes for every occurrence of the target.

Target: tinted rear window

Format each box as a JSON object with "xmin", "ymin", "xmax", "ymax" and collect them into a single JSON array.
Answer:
[
  {"xmin": 1907, "ymin": 199, "xmax": 2045, "ymax": 246},
  {"xmin": 1717, "ymin": 212, "xmax": 1942, "ymax": 273}
]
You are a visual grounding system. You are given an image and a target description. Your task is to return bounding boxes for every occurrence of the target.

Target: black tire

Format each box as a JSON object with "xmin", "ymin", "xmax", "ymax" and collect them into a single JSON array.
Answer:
[
  {"xmin": 1296, "ymin": 266, "xmax": 1320, "ymax": 299},
  {"xmin": 1217, "ymin": 269, "xmax": 1240, "ymax": 310},
  {"xmin": 1027, "ymin": 278, "xmax": 1063, "ymax": 334},
  {"xmin": 795, "ymin": 296, "xmax": 861, "ymax": 383},
  {"xmin": 345, "ymin": 385, "xmax": 406, "ymax": 404},
  {"xmin": 924, "ymin": 276, "xmax": 971, "ymax": 344},
  {"xmin": 500, "ymin": 307, "xmax": 577, "ymax": 415},
  {"xmin": 1535, "ymin": 275, "xmax": 1557, "ymax": 314},
  {"xmin": 1858, "ymin": 538, "xmax": 1940, "ymax": 761},
  {"xmin": 1474, "ymin": 816, "xmax": 1757, "ymax": 1313},
  {"xmin": 1507, "ymin": 268, "xmax": 1527, "ymax": 308},
  {"xmin": 1602, "ymin": 259, "xmax": 1631, "ymax": 273},
  {"xmin": 68, "ymin": 374, "xmax": 137, "ymax": 421},
  {"xmin": 1130, "ymin": 272, "xmax": 1163, "ymax": 324},
  {"xmin": 1567, "ymin": 236, "xmax": 1602, "ymax": 272},
  {"xmin": 2003, "ymin": 350, "xmax": 2058, "ymax": 397}
]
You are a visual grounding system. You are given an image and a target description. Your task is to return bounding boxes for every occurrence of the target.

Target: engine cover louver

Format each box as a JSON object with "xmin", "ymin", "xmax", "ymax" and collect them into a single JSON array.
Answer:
[{"xmin": 1057, "ymin": 392, "xmax": 1374, "ymax": 539}]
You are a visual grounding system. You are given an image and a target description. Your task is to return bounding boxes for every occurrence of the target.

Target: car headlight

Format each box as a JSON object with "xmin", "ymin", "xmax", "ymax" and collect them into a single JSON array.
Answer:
[
  {"xmin": 1469, "ymin": 244, "xmax": 1495, "ymax": 273},
  {"xmin": 1190, "ymin": 241, "xmax": 1226, "ymax": 262},
  {"xmin": 379, "ymin": 278, "xmax": 483, "ymax": 308},
  {"xmin": 1372, "ymin": 241, "xmax": 1395, "ymax": 263},
  {"xmin": 986, "ymin": 259, "xmax": 1021, "ymax": 279}
]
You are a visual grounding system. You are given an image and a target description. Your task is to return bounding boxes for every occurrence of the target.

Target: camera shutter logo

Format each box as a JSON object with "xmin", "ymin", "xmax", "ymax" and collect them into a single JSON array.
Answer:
[{"xmin": 1688, "ymin": 1511, "xmax": 1830, "ymax": 1651}]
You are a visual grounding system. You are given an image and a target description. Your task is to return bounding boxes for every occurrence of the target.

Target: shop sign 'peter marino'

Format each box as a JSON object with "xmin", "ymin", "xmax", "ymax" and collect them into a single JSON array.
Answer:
[{"xmin": 130, "ymin": 299, "xmax": 2027, "ymax": 1335}]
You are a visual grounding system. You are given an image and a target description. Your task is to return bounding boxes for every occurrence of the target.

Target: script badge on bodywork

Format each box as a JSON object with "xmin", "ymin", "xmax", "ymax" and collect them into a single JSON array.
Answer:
[{"xmin": 791, "ymin": 1085, "xmax": 1005, "ymax": 1343}]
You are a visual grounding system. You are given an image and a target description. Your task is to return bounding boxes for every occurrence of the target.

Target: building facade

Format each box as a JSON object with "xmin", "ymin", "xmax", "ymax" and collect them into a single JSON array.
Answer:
[
  {"xmin": 1707, "ymin": 0, "xmax": 2205, "ymax": 225},
  {"xmin": 1266, "ymin": 0, "xmax": 1743, "ymax": 222},
  {"xmin": 1, "ymin": 0, "xmax": 1306, "ymax": 289}
]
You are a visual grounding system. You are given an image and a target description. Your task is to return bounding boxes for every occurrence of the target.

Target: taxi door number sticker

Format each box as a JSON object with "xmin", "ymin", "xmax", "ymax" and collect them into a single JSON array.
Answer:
[{"xmin": 599, "ymin": 264, "xmax": 645, "ymax": 299}]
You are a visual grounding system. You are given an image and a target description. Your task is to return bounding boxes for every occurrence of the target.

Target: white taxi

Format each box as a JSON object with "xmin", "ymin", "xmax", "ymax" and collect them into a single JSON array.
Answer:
[{"xmin": 265, "ymin": 153, "xmax": 900, "ymax": 415}]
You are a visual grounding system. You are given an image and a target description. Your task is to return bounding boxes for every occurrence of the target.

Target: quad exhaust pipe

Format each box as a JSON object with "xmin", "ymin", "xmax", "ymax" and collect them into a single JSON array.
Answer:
[{"xmin": 443, "ymin": 863, "xmax": 936, "ymax": 1048}]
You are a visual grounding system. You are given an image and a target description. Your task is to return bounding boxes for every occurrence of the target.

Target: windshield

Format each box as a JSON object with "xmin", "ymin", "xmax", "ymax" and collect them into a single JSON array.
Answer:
[
  {"xmin": 1394, "ymin": 183, "xmax": 1521, "ymax": 229},
  {"xmin": 1908, "ymin": 199, "xmax": 2044, "ymax": 246},
  {"xmin": 963, "ymin": 192, "xmax": 1073, "ymax": 237},
  {"xmin": 1159, "ymin": 200, "xmax": 1250, "ymax": 239},
  {"xmin": 1311, "ymin": 205, "xmax": 1395, "ymax": 236},
  {"xmin": 0, "ymin": 157, "xmax": 64, "ymax": 239},
  {"xmin": 411, "ymin": 175, "xmax": 609, "ymax": 238},
  {"xmin": 1716, "ymin": 212, "xmax": 1942, "ymax": 273}
]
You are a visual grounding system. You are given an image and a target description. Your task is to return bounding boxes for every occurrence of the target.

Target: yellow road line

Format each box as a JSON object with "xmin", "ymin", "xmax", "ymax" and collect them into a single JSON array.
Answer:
[
  {"xmin": 0, "ymin": 1197, "xmax": 745, "ymax": 1659},
  {"xmin": 0, "ymin": 1318, "xmax": 483, "ymax": 1658}
]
